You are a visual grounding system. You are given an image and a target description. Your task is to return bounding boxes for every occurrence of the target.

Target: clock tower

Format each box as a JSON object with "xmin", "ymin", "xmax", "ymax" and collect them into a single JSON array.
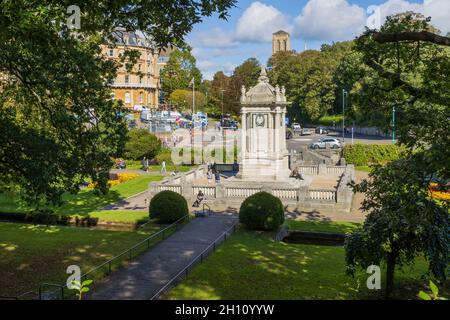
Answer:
[{"xmin": 239, "ymin": 67, "xmax": 291, "ymax": 181}]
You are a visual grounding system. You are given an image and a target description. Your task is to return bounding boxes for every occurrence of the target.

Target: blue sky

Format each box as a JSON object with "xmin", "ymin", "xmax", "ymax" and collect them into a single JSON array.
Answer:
[{"xmin": 185, "ymin": 0, "xmax": 449, "ymax": 80}]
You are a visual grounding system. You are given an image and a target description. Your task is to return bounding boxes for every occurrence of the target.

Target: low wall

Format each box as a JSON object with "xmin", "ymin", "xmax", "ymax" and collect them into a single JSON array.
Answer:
[{"xmin": 149, "ymin": 165, "xmax": 356, "ymax": 213}]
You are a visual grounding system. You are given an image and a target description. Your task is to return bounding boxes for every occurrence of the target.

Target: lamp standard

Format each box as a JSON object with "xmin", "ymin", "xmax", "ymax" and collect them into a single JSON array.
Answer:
[
  {"xmin": 392, "ymin": 106, "xmax": 396, "ymax": 144},
  {"xmin": 342, "ymin": 89, "xmax": 348, "ymax": 143},
  {"xmin": 221, "ymin": 89, "xmax": 225, "ymax": 125}
]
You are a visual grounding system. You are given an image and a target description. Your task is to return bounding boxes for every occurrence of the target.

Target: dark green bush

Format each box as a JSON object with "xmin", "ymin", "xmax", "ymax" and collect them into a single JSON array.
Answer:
[
  {"xmin": 123, "ymin": 129, "xmax": 161, "ymax": 160},
  {"xmin": 239, "ymin": 192, "xmax": 284, "ymax": 231},
  {"xmin": 149, "ymin": 191, "xmax": 188, "ymax": 223},
  {"xmin": 343, "ymin": 144, "xmax": 404, "ymax": 166}
]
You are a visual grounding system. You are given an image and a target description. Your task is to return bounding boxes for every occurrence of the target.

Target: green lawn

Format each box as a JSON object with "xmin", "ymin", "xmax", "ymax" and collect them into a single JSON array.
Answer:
[
  {"xmin": 0, "ymin": 221, "xmax": 167, "ymax": 297},
  {"xmin": 120, "ymin": 161, "xmax": 193, "ymax": 173},
  {"xmin": 0, "ymin": 175, "xmax": 163, "ymax": 223},
  {"xmin": 285, "ymin": 220, "xmax": 361, "ymax": 234},
  {"xmin": 165, "ymin": 228, "xmax": 447, "ymax": 300},
  {"xmin": 355, "ymin": 166, "xmax": 372, "ymax": 173}
]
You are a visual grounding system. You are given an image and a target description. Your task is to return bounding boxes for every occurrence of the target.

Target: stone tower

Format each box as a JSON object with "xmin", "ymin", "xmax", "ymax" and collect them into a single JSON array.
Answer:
[
  {"xmin": 272, "ymin": 30, "xmax": 291, "ymax": 55},
  {"xmin": 239, "ymin": 67, "xmax": 291, "ymax": 181}
]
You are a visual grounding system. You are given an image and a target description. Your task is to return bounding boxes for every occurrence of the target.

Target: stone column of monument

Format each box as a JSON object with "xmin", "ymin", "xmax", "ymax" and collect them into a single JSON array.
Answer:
[{"xmin": 238, "ymin": 67, "xmax": 291, "ymax": 181}]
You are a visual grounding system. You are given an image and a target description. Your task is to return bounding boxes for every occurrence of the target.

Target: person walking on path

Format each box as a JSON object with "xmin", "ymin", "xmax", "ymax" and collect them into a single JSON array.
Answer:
[
  {"xmin": 161, "ymin": 161, "xmax": 166, "ymax": 175},
  {"xmin": 207, "ymin": 169, "xmax": 213, "ymax": 184},
  {"xmin": 142, "ymin": 157, "xmax": 149, "ymax": 172},
  {"xmin": 215, "ymin": 171, "xmax": 221, "ymax": 184}
]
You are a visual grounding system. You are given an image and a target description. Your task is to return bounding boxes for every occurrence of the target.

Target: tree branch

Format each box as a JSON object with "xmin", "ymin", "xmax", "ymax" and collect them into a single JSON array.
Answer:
[{"xmin": 372, "ymin": 31, "xmax": 450, "ymax": 46}]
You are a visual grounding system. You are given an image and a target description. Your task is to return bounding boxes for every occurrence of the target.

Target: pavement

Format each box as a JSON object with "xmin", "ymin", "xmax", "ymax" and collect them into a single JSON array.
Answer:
[
  {"xmin": 89, "ymin": 213, "xmax": 238, "ymax": 300},
  {"xmin": 101, "ymin": 191, "xmax": 150, "ymax": 211}
]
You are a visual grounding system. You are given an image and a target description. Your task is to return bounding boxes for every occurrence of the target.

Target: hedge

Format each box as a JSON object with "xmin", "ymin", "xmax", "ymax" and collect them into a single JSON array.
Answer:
[
  {"xmin": 149, "ymin": 191, "xmax": 188, "ymax": 223},
  {"xmin": 239, "ymin": 192, "xmax": 284, "ymax": 231},
  {"xmin": 343, "ymin": 144, "xmax": 405, "ymax": 167}
]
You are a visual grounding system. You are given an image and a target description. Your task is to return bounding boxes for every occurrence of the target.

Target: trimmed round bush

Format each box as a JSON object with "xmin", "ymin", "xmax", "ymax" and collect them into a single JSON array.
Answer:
[
  {"xmin": 150, "ymin": 191, "xmax": 188, "ymax": 223},
  {"xmin": 239, "ymin": 192, "xmax": 284, "ymax": 231}
]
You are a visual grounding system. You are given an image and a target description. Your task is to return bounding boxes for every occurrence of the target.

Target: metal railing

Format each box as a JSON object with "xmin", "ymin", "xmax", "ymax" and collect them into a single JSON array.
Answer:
[
  {"xmin": 203, "ymin": 203, "xmax": 211, "ymax": 216},
  {"xmin": 5, "ymin": 215, "xmax": 190, "ymax": 300},
  {"xmin": 151, "ymin": 221, "xmax": 239, "ymax": 300}
]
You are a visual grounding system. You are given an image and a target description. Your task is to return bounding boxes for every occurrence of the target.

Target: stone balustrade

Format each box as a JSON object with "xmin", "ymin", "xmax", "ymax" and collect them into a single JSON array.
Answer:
[
  {"xmin": 149, "ymin": 164, "xmax": 356, "ymax": 213},
  {"xmin": 308, "ymin": 189, "xmax": 336, "ymax": 201}
]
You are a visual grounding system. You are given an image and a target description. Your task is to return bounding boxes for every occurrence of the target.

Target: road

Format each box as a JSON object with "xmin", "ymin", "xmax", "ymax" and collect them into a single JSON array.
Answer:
[{"xmin": 287, "ymin": 131, "xmax": 395, "ymax": 150}]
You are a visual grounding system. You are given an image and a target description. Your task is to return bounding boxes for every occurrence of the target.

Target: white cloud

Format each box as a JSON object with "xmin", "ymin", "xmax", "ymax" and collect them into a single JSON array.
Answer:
[
  {"xmin": 235, "ymin": 1, "xmax": 292, "ymax": 42},
  {"xmin": 371, "ymin": 0, "xmax": 450, "ymax": 34},
  {"xmin": 295, "ymin": 0, "xmax": 366, "ymax": 41},
  {"xmin": 192, "ymin": 28, "xmax": 239, "ymax": 49},
  {"xmin": 198, "ymin": 60, "xmax": 215, "ymax": 70}
]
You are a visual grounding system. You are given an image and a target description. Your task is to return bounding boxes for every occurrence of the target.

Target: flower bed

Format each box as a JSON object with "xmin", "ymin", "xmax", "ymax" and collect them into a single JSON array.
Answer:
[
  {"xmin": 88, "ymin": 173, "xmax": 140, "ymax": 188},
  {"xmin": 429, "ymin": 183, "xmax": 450, "ymax": 201}
]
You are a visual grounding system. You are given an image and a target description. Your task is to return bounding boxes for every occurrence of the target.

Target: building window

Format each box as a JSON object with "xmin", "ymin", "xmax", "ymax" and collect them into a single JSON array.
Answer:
[
  {"xmin": 139, "ymin": 76, "xmax": 143, "ymax": 84},
  {"xmin": 109, "ymin": 49, "xmax": 114, "ymax": 57},
  {"xmin": 138, "ymin": 64, "xmax": 142, "ymax": 71},
  {"xmin": 140, "ymin": 92, "xmax": 144, "ymax": 104},
  {"xmin": 125, "ymin": 92, "xmax": 131, "ymax": 104},
  {"xmin": 125, "ymin": 75, "xmax": 129, "ymax": 84}
]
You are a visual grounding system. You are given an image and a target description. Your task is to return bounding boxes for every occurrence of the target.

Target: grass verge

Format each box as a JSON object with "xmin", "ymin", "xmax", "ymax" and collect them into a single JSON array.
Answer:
[{"xmin": 165, "ymin": 228, "xmax": 447, "ymax": 300}]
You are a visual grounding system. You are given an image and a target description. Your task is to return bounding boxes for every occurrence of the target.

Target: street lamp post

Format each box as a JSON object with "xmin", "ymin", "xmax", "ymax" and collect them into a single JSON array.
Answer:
[
  {"xmin": 392, "ymin": 106, "xmax": 396, "ymax": 144},
  {"xmin": 221, "ymin": 89, "xmax": 225, "ymax": 127},
  {"xmin": 342, "ymin": 89, "xmax": 348, "ymax": 143}
]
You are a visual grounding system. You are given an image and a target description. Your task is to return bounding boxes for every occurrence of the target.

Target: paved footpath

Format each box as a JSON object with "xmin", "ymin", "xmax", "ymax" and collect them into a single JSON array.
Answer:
[{"xmin": 89, "ymin": 214, "xmax": 238, "ymax": 300}]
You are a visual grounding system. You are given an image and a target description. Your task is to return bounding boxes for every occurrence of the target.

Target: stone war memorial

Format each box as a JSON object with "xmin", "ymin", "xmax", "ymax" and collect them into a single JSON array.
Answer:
[{"xmin": 150, "ymin": 67, "xmax": 355, "ymax": 213}]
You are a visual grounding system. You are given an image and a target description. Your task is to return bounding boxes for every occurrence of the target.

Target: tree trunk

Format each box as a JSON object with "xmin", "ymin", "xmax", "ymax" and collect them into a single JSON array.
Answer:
[{"xmin": 385, "ymin": 250, "xmax": 397, "ymax": 299}]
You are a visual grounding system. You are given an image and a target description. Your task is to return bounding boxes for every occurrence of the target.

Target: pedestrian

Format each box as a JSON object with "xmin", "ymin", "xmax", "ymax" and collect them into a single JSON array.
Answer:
[
  {"xmin": 207, "ymin": 169, "xmax": 213, "ymax": 184},
  {"xmin": 215, "ymin": 171, "xmax": 221, "ymax": 184},
  {"xmin": 161, "ymin": 161, "xmax": 166, "ymax": 175}
]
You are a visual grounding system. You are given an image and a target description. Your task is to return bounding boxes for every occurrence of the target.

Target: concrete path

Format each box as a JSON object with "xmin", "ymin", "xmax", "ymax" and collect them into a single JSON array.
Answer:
[
  {"xmin": 89, "ymin": 214, "xmax": 238, "ymax": 300},
  {"xmin": 101, "ymin": 191, "xmax": 149, "ymax": 211}
]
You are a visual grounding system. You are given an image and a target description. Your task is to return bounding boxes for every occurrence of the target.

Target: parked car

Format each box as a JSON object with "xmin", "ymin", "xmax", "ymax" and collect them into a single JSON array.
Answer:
[
  {"xmin": 291, "ymin": 123, "xmax": 301, "ymax": 130},
  {"xmin": 221, "ymin": 118, "xmax": 238, "ymax": 131},
  {"xmin": 315, "ymin": 127, "xmax": 329, "ymax": 134},
  {"xmin": 310, "ymin": 138, "xmax": 341, "ymax": 149}
]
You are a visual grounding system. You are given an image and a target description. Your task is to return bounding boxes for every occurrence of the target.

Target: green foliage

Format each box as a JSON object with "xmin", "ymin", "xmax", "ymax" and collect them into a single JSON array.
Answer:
[
  {"xmin": 0, "ymin": 0, "xmax": 236, "ymax": 208},
  {"xmin": 345, "ymin": 155, "xmax": 449, "ymax": 299},
  {"xmin": 269, "ymin": 42, "xmax": 354, "ymax": 122},
  {"xmin": 213, "ymin": 58, "xmax": 261, "ymax": 116},
  {"xmin": 169, "ymin": 89, "xmax": 207, "ymax": 112},
  {"xmin": 239, "ymin": 192, "xmax": 284, "ymax": 231},
  {"xmin": 418, "ymin": 281, "xmax": 448, "ymax": 300},
  {"xmin": 70, "ymin": 279, "xmax": 93, "ymax": 300},
  {"xmin": 149, "ymin": 191, "xmax": 188, "ymax": 223},
  {"xmin": 124, "ymin": 129, "xmax": 161, "ymax": 160},
  {"xmin": 343, "ymin": 144, "xmax": 405, "ymax": 166},
  {"xmin": 161, "ymin": 48, "xmax": 203, "ymax": 97},
  {"xmin": 316, "ymin": 115, "xmax": 344, "ymax": 126},
  {"xmin": 155, "ymin": 148, "xmax": 174, "ymax": 164}
]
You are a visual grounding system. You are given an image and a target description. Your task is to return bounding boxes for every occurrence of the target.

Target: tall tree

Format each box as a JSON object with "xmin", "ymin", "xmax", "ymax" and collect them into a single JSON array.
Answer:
[
  {"xmin": 345, "ymin": 12, "xmax": 450, "ymax": 299},
  {"xmin": 224, "ymin": 58, "xmax": 261, "ymax": 115},
  {"xmin": 269, "ymin": 42, "xmax": 353, "ymax": 122},
  {"xmin": 0, "ymin": 0, "xmax": 236, "ymax": 207},
  {"xmin": 161, "ymin": 47, "xmax": 203, "ymax": 97}
]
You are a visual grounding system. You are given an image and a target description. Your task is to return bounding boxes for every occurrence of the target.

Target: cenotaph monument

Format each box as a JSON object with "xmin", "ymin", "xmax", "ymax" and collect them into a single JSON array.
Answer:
[{"xmin": 238, "ymin": 67, "xmax": 291, "ymax": 181}]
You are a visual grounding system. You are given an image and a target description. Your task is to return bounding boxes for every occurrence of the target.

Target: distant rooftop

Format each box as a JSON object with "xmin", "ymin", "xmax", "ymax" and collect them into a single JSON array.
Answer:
[{"xmin": 273, "ymin": 30, "xmax": 289, "ymax": 36}]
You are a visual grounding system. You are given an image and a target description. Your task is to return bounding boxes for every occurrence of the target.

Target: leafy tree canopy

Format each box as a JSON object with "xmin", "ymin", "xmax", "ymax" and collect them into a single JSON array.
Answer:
[
  {"xmin": 345, "ymin": 12, "xmax": 450, "ymax": 299},
  {"xmin": 0, "ymin": 0, "xmax": 236, "ymax": 206},
  {"xmin": 161, "ymin": 48, "xmax": 203, "ymax": 97}
]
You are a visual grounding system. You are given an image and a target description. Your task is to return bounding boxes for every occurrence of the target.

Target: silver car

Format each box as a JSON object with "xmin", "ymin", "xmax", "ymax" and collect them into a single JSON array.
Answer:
[{"xmin": 310, "ymin": 138, "xmax": 341, "ymax": 149}]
